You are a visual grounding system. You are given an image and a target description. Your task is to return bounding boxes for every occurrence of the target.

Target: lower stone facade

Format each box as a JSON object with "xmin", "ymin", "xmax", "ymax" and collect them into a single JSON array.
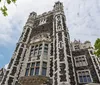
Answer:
[
  {"xmin": 1, "ymin": 1, "xmax": 100, "ymax": 85},
  {"xmin": 17, "ymin": 76, "xmax": 52, "ymax": 85},
  {"xmin": 72, "ymin": 49, "xmax": 100, "ymax": 85}
]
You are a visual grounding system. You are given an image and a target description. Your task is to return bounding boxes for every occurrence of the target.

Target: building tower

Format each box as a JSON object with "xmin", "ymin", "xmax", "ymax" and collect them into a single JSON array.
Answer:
[
  {"xmin": 1, "ymin": 1, "xmax": 76, "ymax": 85},
  {"xmin": 1, "ymin": 1, "xmax": 100, "ymax": 85},
  {"xmin": 52, "ymin": 1, "xmax": 76, "ymax": 85}
]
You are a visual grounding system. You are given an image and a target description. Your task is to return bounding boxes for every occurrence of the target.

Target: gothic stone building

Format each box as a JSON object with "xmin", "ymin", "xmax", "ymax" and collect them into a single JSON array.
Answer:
[
  {"xmin": 71, "ymin": 40, "xmax": 100, "ymax": 85},
  {"xmin": 0, "ymin": 1, "xmax": 100, "ymax": 85}
]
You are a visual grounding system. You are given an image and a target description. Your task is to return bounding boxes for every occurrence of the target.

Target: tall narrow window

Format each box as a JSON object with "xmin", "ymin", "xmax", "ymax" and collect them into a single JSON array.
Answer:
[
  {"xmin": 25, "ymin": 69, "xmax": 29, "ymax": 76},
  {"xmin": 27, "ymin": 63, "xmax": 30, "ymax": 68},
  {"xmin": 30, "ymin": 63, "xmax": 35, "ymax": 76},
  {"xmin": 43, "ymin": 62, "xmax": 47, "ymax": 67},
  {"xmin": 42, "ymin": 62, "xmax": 47, "ymax": 76},
  {"xmin": 35, "ymin": 68, "xmax": 39, "ymax": 75},
  {"xmin": 25, "ymin": 63, "xmax": 30, "ymax": 76},
  {"xmin": 44, "ymin": 44, "xmax": 48, "ymax": 56},
  {"xmin": 31, "ymin": 63, "xmax": 35, "ymax": 67},
  {"xmin": 79, "ymin": 76, "xmax": 83, "ymax": 83},
  {"xmin": 35, "ymin": 62, "xmax": 40, "ymax": 75},
  {"xmin": 87, "ymin": 75, "xmax": 92, "ymax": 82},
  {"xmin": 38, "ymin": 44, "xmax": 42, "ymax": 56},
  {"xmin": 30, "ymin": 68, "xmax": 34, "ymax": 76},
  {"xmin": 36, "ymin": 62, "xmax": 40, "ymax": 67},
  {"xmin": 34, "ymin": 45, "xmax": 38, "ymax": 56},
  {"xmin": 83, "ymin": 75, "xmax": 87, "ymax": 82},
  {"xmin": 42, "ymin": 68, "xmax": 46, "ymax": 76},
  {"xmin": 30, "ymin": 46, "xmax": 34, "ymax": 56}
]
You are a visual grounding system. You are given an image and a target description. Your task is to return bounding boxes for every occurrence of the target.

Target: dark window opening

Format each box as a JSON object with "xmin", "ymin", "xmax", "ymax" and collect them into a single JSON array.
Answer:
[
  {"xmin": 35, "ymin": 68, "xmax": 39, "ymax": 75},
  {"xmin": 25, "ymin": 69, "xmax": 29, "ymax": 76},
  {"xmin": 30, "ymin": 68, "xmax": 34, "ymax": 76},
  {"xmin": 42, "ymin": 68, "xmax": 46, "ymax": 76}
]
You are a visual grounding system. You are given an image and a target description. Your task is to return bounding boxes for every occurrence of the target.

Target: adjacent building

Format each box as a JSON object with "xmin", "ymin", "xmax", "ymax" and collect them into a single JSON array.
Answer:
[
  {"xmin": 71, "ymin": 40, "xmax": 100, "ymax": 85},
  {"xmin": 0, "ymin": 1, "xmax": 100, "ymax": 85}
]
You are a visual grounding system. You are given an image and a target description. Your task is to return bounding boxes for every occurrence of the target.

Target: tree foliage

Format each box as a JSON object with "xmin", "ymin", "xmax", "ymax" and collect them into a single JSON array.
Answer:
[
  {"xmin": 94, "ymin": 38, "xmax": 100, "ymax": 57},
  {"xmin": 0, "ymin": 0, "xmax": 17, "ymax": 16}
]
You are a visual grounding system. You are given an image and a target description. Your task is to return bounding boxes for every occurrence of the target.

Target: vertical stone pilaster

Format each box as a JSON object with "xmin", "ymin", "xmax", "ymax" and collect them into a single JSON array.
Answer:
[{"xmin": 52, "ymin": 2, "xmax": 76, "ymax": 85}]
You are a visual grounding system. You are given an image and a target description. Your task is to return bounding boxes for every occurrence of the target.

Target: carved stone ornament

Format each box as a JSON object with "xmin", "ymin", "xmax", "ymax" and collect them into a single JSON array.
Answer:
[{"xmin": 18, "ymin": 76, "xmax": 52, "ymax": 85}]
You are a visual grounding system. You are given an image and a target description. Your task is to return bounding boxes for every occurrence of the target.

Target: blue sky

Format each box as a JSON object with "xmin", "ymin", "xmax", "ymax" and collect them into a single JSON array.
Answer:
[{"xmin": 0, "ymin": 0, "xmax": 100, "ymax": 68}]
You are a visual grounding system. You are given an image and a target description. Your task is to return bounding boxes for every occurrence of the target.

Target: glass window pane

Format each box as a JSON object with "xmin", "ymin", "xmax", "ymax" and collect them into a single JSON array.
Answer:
[
  {"xmin": 35, "ymin": 68, "xmax": 39, "ymax": 75},
  {"xmin": 31, "ymin": 63, "xmax": 35, "ymax": 67},
  {"xmin": 30, "ymin": 49, "xmax": 33, "ymax": 52},
  {"xmin": 38, "ymin": 51, "xmax": 41, "ymax": 55},
  {"xmin": 36, "ymin": 62, "xmax": 40, "ymax": 67},
  {"xmin": 45, "ymin": 44, "xmax": 48, "ymax": 48},
  {"xmin": 31, "ymin": 46, "xmax": 34, "ymax": 51},
  {"xmin": 25, "ymin": 69, "xmax": 29, "ymax": 76},
  {"xmin": 44, "ymin": 47, "xmax": 48, "ymax": 51},
  {"xmin": 34, "ymin": 50, "xmax": 38, "ymax": 56},
  {"xmin": 83, "ymin": 76, "xmax": 87, "ymax": 82},
  {"xmin": 30, "ymin": 52, "xmax": 33, "ymax": 56},
  {"xmin": 87, "ymin": 75, "xmax": 92, "ymax": 82},
  {"xmin": 44, "ymin": 51, "xmax": 48, "ymax": 56},
  {"xmin": 42, "ymin": 68, "xmax": 46, "ymax": 76},
  {"xmin": 43, "ymin": 62, "xmax": 47, "ymax": 67},
  {"xmin": 39, "ymin": 44, "xmax": 42, "ymax": 48},
  {"xmin": 30, "ymin": 68, "xmax": 34, "ymax": 76},
  {"xmin": 30, "ymin": 46, "xmax": 34, "ymax": 52},
  {"xmin": 27, "ymin": 63, "xmax": 30, "ymax": 68},
  {"xmin": 39, "ymin": 47, "xmax": 42, "ymax": 50},
  {"xmin": 35, "ymin": 45, "xmax": 38, "ymax": 48},
  {"xmin": 79, "ymin": 76, "xmax": 83, "ymax": 83}
]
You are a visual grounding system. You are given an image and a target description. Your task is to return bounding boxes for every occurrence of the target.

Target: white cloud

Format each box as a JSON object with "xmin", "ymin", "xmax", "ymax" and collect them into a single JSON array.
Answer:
[
  {"xmin": 66, "ymin": 0, "xmax": 100, "ymax": 45},
  {"xmin": 4, "ymin": 63, "xmax": 9, "ymax": 69},
  {"xmin": 0, "ymin": 0, "xmax": 100, "ymax": 46}
]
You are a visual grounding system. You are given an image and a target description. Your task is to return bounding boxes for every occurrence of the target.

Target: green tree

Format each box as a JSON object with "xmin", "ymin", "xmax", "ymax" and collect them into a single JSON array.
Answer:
[
  {"xmin": 94, "ymin": 38, "xmax": 100, "ymax": 57},
  {"xmin": 0, "ymin": 0, "xmax": 17, "ymax": 16}
]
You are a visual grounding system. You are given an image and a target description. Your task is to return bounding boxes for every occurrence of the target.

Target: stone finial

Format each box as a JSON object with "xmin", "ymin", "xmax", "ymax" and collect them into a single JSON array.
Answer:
[
  {"xmin": 29, "ymin": 11, "xmax": 37, "ymax": 19},
  {"xmin": 53, "ymin": 1, "xmax": 64, "ymax": 12}
]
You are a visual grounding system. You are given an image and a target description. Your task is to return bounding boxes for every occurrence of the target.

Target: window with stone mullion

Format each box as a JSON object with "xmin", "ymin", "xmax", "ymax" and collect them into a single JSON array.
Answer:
[
  {"xmin": 44, "ymin": 44, "xmax": 48, "ymax": 56},
  {"xmin": 42, "ymin": 62, "xmax": 47, "ymax": 76},
  {"xmin": 30, "ymin": 68, "xmax": 34, "ymax": 76},
  {"xmin": 35, "ymin": 62, "xmax": 40, "ymax": 75},
  {"xmin": 30, "ymin": 46, "xmax": 34, "ymax": 56},
  {"xmin": 75, "ymin": 56, "xmax": 87, "ymax": 67},
  {"xmin": 30, "ymin": 63, "xmax": 35, "ymax": 76},
  {"xmin": 34, "ymin": 45, "xmax": 39, "ymax": 56},
  {"xmin": 78, "ymin": 71, "xmax": 92, "ymax": 83},
  {"xmin": 38, "ymin": 44, "xmax": 42, "ymax": 56},
  {"xmin": 25, "ymin": 63, "xmax": 30, "ymax": 76},
  {"xmin": 34, "ymin": 44, "xmax": 43, "ymax": 57}
]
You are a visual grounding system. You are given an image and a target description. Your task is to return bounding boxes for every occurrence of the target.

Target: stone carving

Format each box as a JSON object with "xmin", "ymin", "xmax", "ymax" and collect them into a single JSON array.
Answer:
[{"xmin": 18, "ymin": 76, "xmax": 52, "ymax": 85}]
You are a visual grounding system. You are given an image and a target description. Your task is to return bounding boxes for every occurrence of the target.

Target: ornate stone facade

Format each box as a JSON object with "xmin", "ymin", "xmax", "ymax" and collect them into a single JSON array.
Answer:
[{"xmin": 0, "ymin": 1, "xmax": 100, "ymax": 85}]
